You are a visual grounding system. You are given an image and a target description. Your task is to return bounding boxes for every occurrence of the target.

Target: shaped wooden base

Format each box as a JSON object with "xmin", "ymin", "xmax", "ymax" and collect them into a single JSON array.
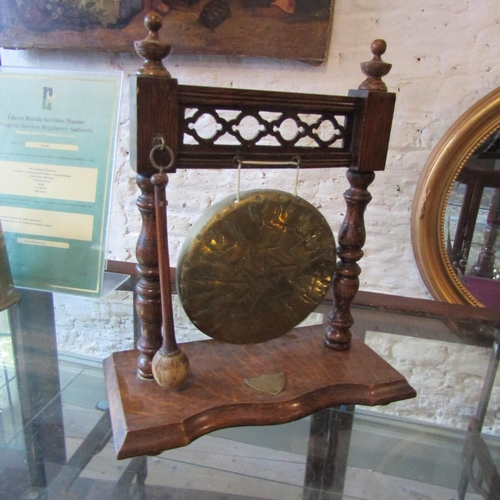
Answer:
[{"xmin": 104, "ymin": 324, "xmax": 416, "ymax": 459}]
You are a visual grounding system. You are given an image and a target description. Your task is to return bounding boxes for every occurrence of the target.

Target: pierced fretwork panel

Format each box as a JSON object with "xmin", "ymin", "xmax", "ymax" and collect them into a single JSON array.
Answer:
[{"xmin": 182, "ymin": 107, "xmax": 348, "ymax": 149}]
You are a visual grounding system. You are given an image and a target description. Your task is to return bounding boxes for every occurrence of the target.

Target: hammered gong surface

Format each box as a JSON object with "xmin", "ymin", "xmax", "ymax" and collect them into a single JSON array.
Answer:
[{"xmin": 177, "ymin": 190, "xmax": 336, "ymax": 344}]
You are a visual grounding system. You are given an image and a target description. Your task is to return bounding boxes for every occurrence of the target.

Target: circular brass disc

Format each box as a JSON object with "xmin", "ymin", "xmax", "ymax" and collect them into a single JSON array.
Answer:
[{"xmin": 177, "ymin": 189, "xmax": 336, "ymax": 344}]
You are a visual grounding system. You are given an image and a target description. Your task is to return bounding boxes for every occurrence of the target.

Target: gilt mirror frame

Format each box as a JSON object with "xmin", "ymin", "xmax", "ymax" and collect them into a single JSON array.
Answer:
[{"xmin": 411, "ymin": 86, "xmax": 500, "ymax": 306}]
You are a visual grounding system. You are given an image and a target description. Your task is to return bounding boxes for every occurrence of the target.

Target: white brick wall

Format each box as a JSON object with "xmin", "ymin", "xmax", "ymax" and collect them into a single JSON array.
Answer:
[
  {"xmin": 363, "ymin": 332, "xmax": 500, "ymax": 434},
  {"xmin": 3, "ymin": 0, "xmax": 500, "ymax": 431},
  {"xmin": 4, "ymin": 0, "xmax": 499, "ymax": 299}
]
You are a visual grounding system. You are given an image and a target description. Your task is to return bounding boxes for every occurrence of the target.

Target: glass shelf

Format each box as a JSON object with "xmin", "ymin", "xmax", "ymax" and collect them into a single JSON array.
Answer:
[{"xmin": 0, "ymin": 280, "xmax": 498, "ymax": 499}]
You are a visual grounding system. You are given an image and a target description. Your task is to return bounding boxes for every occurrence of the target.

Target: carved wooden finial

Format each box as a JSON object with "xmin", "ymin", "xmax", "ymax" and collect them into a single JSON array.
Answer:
[
  {"xmin": 134, "ymin": 13, "xmax": 172, "ymax": 77},
  {"xmin": 358, "ymin": 39, "xmax": 392, "ymax": 92}
]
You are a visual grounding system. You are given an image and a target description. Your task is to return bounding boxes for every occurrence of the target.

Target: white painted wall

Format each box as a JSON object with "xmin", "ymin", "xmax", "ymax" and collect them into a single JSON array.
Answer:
[
  {"xmin": 2, "ymin": 0, "xmax": 500, "ymax": 431},
  {"xmin": 3, "ymin": 0, "xmax": 499, "ymax": 298}
]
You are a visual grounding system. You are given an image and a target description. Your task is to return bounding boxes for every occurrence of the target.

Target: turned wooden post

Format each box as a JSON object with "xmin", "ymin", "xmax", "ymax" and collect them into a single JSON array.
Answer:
[
  {"xmin": 471, "ymin": 187, "xmax": 500, "ymax": 278},
  {"xmin": 326, "ymin": 169, "xmax": 375, "ymax": 349},
  {"xmin": 131, "ymin": 14, "xmax": 178, "ymax": 378},
  {"xmin": 326, "ymin": 39, "xmax": 395, "ymax": 350},
  {"xmin": 135, "ymin": 174, "xmax": 162, "ymax": 378}
]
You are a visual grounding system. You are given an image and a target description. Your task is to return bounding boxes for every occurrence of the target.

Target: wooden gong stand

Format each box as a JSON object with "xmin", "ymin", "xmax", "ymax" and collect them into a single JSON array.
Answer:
[{"xmin": 104, "ymin": 14, "xmax": 416, "ymax": 459}]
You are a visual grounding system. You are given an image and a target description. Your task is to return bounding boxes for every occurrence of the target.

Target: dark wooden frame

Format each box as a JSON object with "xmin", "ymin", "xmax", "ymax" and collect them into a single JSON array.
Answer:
[
  {"xmin": 0, "ymin": 0, "xmax": 334, "ymax": 62},
  {"xmin": 103, "ymin": 15, "xmax": 415, "ymax": 459},
  {"xmin": 130, "ymin": 16, "xmax": 396, "ymax": 378}
]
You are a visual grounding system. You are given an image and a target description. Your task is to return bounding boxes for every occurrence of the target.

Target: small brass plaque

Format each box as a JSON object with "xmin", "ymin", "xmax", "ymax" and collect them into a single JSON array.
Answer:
[{"xmin": 244, "ymin": 372, "xmax": 286, "ymax": 395}]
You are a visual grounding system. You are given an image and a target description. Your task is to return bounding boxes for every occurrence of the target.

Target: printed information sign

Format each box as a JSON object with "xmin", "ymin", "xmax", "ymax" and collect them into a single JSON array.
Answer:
[{"xmin": 0, "ymin": 68, "xmax": 121, "ymax": 296}]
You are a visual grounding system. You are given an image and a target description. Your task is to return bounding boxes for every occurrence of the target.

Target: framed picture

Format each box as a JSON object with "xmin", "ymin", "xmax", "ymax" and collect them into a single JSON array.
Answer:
[{"xmin": 0, "ymin": 0, "xmax": 334, "ymax": 63}]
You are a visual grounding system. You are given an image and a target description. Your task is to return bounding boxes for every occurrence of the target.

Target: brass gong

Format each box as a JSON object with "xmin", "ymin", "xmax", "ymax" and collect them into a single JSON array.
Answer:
[{"xmin": 177, "ymin": 189, "xmax": 336, "ymax": 344}]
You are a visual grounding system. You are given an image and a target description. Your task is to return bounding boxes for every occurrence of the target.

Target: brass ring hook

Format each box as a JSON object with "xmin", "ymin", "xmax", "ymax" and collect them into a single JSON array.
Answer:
[{"xmin": 150, "ymin": 139, "xmax": 175, "ymax": 172}]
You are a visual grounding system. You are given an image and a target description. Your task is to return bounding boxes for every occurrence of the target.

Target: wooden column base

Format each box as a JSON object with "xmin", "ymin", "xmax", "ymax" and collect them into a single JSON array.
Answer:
[{"xmin": 104, "ymin": 323, "xmax": 416, "ymax": 460}]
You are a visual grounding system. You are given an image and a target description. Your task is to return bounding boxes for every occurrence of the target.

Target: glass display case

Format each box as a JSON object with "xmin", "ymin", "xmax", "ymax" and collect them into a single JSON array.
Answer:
[{"xmin": 0, "ymin": 270, "xmax": 498, "ymax": 500}]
